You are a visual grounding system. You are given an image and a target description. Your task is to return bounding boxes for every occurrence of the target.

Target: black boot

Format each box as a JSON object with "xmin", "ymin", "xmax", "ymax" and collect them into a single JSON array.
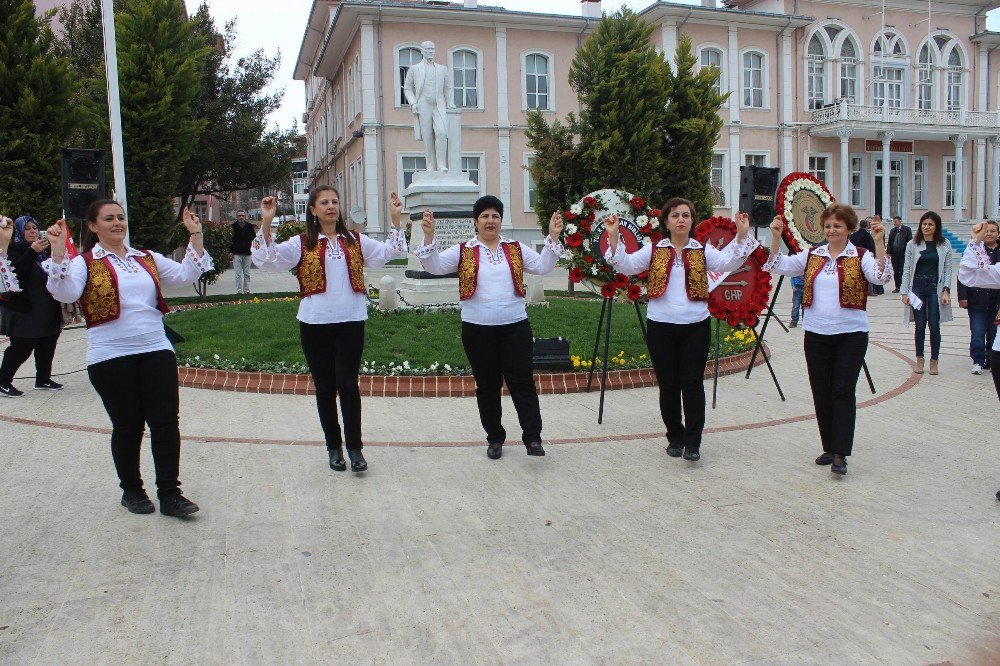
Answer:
[
  {"xmin": 121, "ymin": 490, "xmax": 155, "ymax": 514},
  {"xmin": 831, "ymin": 455, "xmax": 848, "ymax": 475},
  {"xmin": 347, "ymin": 448, "xmax": 368, "ymax": 472},
  {"xmin": 525, "ymin": 441, "xmax": 546, "ymax": 456},
  {"xmin": 682, "ymin": 447, "xmax": 700, "ymax": 461},
  {"xmin": 665, "ymin": 443, "xmax": 683, "ymax": 457},
  {"xmin": 487, "ymin": 442, "xmax": 503, "ymax": 459},
  {"xmin": 328, "ymin": 446, "xmax": 346, "ymax": 471}
]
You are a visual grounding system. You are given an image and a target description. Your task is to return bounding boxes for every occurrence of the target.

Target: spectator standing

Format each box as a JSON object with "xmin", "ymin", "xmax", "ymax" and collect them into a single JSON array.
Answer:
[
  {"xmin": 887, "ymin": 215, "xmax": 912, "ymax": 293},
  {"xmin": 850, "ymin": 218, "xmax": 883, "ymax": 295},
  {"xmin": 789, "ymin": 274, "xmax": 805, "ymax": 328},
  {"xmin": 900, "ymin": 211, "xmax": 954, "ymax": 375},
  {"xmin": 957, "ymin": 219, "xmax": 1000, "ymax": 374},
  {"xmin": 230, "ymin": 210, "xmax": 256, "ymax": 294}
]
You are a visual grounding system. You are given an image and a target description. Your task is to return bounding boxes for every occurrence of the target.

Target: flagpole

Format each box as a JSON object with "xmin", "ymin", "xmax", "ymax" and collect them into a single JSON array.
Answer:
[{"xmin": 100, "ymin": 0, "xmax": 129, "ymax": 244}]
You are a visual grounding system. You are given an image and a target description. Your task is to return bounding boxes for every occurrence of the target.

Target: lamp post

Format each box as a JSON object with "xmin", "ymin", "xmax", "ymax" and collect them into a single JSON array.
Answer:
[{"xmin": 100, "ymin": 0, "xmax": 129, "ymax": 242}]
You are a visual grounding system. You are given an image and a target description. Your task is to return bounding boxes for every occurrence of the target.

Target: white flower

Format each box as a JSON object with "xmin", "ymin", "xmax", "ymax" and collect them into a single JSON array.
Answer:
[
  {"xmin": 591, "ymin": 266, "xmax": 599, "ymax": 275},
  {"xmin": 570, "ymin": 203, "xmax": 584, "ymax": 215},
  {"xmin": 194, "ymin": 355, "xmax": 200, "ymax": 361},
  {"xmin": 213, "ymin": 354, "xmax": 220, "ymax": 360},
  {"xmin": 635, "ymin": 215, "xmax": 648, "ymax": 226},
  {"xmin": 403, "ymin": 360, "xmax": 410, "ymax": 369},
  {"xmin": 650, "ymin": 217, "xmax": 660, "ymax": 228},
  {"xmin": 565, "ymin": 223, "xmax": 578, "ymax": 235}
]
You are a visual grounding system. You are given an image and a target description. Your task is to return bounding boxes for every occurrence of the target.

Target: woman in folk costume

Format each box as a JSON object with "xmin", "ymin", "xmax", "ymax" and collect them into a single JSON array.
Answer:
[
  {"xmin": 414, "ymin": 195, "xmax": 564, "ymax": 459},
  {"xmin": 604, "ymin": 198, "xmax": 758, "ymax": 463},
  {"xmin": 251, "ymin": 188, "xmax": 407, "ymax": 473},
  {"xmin": 765, "ymin": 204, "xmax": 891, "ymax": 476},
  {"xmin": 43, "ymin": 200, "xmax": 213, "ymax": 517}
]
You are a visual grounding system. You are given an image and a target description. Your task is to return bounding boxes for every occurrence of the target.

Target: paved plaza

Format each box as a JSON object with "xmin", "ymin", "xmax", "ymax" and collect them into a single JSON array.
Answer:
[{"xmin": 0, "ymin": 267, "xmax": 998, "ymax": 664}]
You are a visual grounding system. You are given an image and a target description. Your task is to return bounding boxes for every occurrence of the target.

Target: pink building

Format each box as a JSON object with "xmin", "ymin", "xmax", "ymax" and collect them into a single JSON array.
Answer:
[{"xmin": 295, "ymin": 0, "xmax": 1000, "ymax": 242}]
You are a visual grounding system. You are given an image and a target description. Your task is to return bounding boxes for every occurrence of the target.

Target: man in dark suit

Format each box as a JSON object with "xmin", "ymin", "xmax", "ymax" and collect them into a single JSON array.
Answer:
[
  {"xmin": 850, "ymin": 218, "xmax": 882, "ymax": 295},
  {"xmin": 886, "ymin": 215, "xmax": 912, "ymax": 293}
]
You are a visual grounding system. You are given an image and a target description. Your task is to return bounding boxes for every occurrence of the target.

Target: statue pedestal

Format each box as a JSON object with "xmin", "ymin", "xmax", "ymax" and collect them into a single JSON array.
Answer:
[{"xmin": 399, "ymin": 173, "xmax": 479, "ymax": 305}]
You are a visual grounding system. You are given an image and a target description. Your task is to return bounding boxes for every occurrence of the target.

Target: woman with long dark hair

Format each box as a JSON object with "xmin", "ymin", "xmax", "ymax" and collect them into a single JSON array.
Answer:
[
  {"xmin": 766, "ymin": 204, "xmax": 891, "ymax": 476},
  {"xmin": 0, "ymin": 216, "xmax": 64, "ymax": 396},
  {"xmin": 414, "ymin": 195, "xmax": 563, "ymax": 459},
  {"xmin": 900, "ymin": 211, "xmax": 954, "ymax": 375},
  {"xmin": 251, "ymin": 188, "xmax": 406, "ymax": 473},
  {"xmin": 605, "ymin": 199, "xmax": 757, "ymax": 462},
  {"xmin": 43, "ymin": 200, "xmax": 213, "ymax": 516}
]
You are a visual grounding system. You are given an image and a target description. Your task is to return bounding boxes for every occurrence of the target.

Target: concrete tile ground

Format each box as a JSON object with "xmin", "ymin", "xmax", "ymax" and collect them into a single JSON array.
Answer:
[{"xmin": 1, "ymin": 267, "xmax": 998, "ymax": 665}]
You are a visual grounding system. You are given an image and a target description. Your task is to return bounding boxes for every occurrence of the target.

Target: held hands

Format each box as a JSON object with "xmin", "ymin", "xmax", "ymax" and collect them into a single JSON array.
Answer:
[
  {"xmin": 421, "ymin": 209, "xmax": 435, "ymax": 244},
  {"xmin": 603, "ymin": 214, "xmax": 620, "ymax": 252},
  {"xmin": 870, "ymin": 219, "xmax": 885, "ymax": 243},
  {"xmin": 768, "ymin": 215, "xmax": 784, "ymax": 236},
  {"xmin": 181, "ymin": 207, "xmax": 202, "ymax": 234},
  {"xmin": 734, "ymin": 212, "xmax": 750, "ymax": 241},
  {"xmin": 260, "ymin": 196, "xmax": 277, "ymax": 238},
  {"xmin": 388, "ymin": 192, "xmax": 404, "ymax": 229},
  {"xmin": 971, "ymin": 221, "xmax": 988, "ymax": 243},
  {"xmin": 46, "ymin": 221, "xmax": 67, "ymax": 262},
  {"xmin": 549, "ymin": 211, "xmax": 564, "ymax": 242}
]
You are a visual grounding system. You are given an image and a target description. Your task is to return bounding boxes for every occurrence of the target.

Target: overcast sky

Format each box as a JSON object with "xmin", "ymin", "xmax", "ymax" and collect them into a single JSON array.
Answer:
[{"xmin": 182, "ymin": 0, "xmax": 1000, "ymax": 133}]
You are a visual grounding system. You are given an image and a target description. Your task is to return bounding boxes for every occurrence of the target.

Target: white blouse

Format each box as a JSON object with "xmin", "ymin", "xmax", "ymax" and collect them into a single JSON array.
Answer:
[
  {"xmin": 606, "ymin": 235, "xmax": 760, "ymax": 324},
  {"xmin": 44, "ymin": 243, "xmax": 213, "ymax": 365},
  {"xmin": 764, "ymin": 242, "xmax": 892, "ymax": 335},
  {"xmin": 0, "ymin": 251, "xmax": 19, "ymax": 293},
  {"xmin": 414, "ymin": 236, "xmax": 564, "ymax": 326},
  {"xmin": 958, "ymin": 241, "xmax": 1000, "ymax": 352},
  {"xmin": 251, "ymin": 228, "xmax": 407, "ymax": 324}
]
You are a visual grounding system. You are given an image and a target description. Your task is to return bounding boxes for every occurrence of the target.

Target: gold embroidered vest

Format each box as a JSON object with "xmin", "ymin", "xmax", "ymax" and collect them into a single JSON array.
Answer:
[
  {"xmin": 801, "ymin": 248, "xmax": 868, "ymax": 311},
  {"xmin": 646, "ymin": 246, "xmax": 709, "ymax": 301},
  {"xmin": 80, "ymin": 250, "xmax": 169, "ymax": 328},
  {"xmin": 458, "ymin": 242, "xmax": 526, "ymax": 301},
  {"xmin": 296, "ymin": 233, "xmax": 365, "ymax": 298}
]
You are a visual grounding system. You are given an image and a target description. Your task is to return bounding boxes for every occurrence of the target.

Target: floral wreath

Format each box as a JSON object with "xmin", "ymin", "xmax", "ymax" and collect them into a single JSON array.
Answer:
[
  {"xmin": 560, "ymin": 190, "xmax": 661, "ymax": 302},
  {"xmin": 774, "ymin": 172, "xmax": 835, "ymax": 253},
  {"xmin": 693, "ymin": 216, "xmax": 772, "ymax": 327}
]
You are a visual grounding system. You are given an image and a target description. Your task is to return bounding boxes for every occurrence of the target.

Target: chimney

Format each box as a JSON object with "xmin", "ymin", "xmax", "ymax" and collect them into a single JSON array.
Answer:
[
  {"xmin": 581, "ymin": 0, "xmax": 601, "ymax": 19},
  {"xmin": 464, "ymin": 0, "xmax": 477, "ymax": 7}
]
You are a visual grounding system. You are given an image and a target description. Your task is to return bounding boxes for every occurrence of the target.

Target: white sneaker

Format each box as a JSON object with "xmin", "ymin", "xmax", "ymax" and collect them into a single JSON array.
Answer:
[{"xmin": 972, "ymin": 363, "xmax": 983, "ymax": 375}]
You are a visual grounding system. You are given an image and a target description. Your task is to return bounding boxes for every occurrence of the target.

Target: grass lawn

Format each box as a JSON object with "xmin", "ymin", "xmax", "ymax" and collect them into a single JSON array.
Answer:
[{"xmin": 168, "ymin": 297, "xmax": 750, "ymax": 373}]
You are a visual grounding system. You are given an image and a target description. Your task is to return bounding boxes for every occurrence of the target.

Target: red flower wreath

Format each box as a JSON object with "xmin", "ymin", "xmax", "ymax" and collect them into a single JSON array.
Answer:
[
  {"xmin": 773, "ymin": 172, "xmax": 835, "ymax": 254},
  {"xmin": 693, "ymin": 216, "xmax": 773, "ymax": 328}
]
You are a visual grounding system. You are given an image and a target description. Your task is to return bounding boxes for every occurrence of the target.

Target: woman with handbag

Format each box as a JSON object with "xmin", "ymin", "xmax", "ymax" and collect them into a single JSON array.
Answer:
[{"xmin": 0, "ymin": 216, "xmax": 65, "ymax": 397}]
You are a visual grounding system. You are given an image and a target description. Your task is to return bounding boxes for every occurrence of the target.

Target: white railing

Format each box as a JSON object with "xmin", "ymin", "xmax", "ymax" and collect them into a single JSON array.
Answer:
[{"xmin": 811, "ymin": 99, "xmax": 1000, "ymax": 129}]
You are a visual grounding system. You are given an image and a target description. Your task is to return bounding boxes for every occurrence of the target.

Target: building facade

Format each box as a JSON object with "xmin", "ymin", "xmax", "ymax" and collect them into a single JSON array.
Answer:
[{"xmin": 295, "ymin": 0, "xmax": 1000, "ymax": 241}]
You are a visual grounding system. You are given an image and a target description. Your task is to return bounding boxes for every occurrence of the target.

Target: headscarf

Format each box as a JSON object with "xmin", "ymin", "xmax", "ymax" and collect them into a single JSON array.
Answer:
[{"xmin": 13, "ymin": 216, "xmax": 35, "ymax": 245}]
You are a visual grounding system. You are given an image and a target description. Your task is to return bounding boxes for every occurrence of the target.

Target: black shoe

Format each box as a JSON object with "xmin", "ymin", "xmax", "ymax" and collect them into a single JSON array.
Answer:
[
  {"xmin": 328, "ymin": 446, "xmax": 346, "ymax": 471},
  {"xmin": 831, "ymin": 455, "xmax": 848, "ymax": 475},
  {"xmin": 159, "ymin": 493, "xmax": 200, "ymax": 517},
  {"xmin": 0, "ymin": 382, "xmax": 24, "ymax": 398},
  {"xmin": 525, "ymin": 441, "xmax": 546, "ymax": 456},
  {"xmin": 996, "ymin": 489, "xmax": 1000, "ymax": 501},
  {"xmin": 487, "ymin": 442, "xmax": 503, "ymax": 459},
  {"xmin": 665, "ymin": 444, "xmax": 683, "ymax": 457},
  {"xmin": 33, "ymin": 380, "xmax": 64, "ymax": 390},
  {"xmin": 815, "ymin": 452, "xmax": 834, "ymax": 465},
  {"xmin": 348, "ymin": 448, "xmax": 368, "ymax": 472},
  {"xmin": 891, "ymin": 288, "xmax": 900, "ymax": 293},
  {"xmin": 682, "ymin": 448, "xmax": 700, "ymax": 461},
  {"xmin": 121, "ymin": 490, "xmax": 155, "ymax": 514}
]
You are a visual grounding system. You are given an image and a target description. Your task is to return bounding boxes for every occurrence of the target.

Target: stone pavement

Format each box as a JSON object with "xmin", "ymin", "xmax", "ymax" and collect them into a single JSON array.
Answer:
[{"xmin": 1, "ymin": 275, "xmax": 998, "ymax": 664}]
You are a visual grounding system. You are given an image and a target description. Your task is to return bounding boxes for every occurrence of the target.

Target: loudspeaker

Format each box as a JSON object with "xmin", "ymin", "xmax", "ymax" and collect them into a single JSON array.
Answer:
[
  {"xmin": 61, "ymin": 148, "xmax": 106, "ymax": 221},
  {"xmin": 533, "ymin": 337, "xmax": 571, "ymax": 371},
  {"xmin": 739, "ymin": 165, "xmax": 780, "ymax": 227}
]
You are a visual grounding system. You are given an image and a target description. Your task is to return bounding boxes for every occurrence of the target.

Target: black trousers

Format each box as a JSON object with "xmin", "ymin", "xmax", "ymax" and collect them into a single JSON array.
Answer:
[
  {"xmin": 0, "ymin": 334, "xmax": 60, "ymax": 384},
  {"xmin": 300, "ymin": 321, "xmax": 365, "ymax": 450},
  {"xmin": 803, "ymin": 331, "xmax": 868, "ymax": 457},
  {"xmin": 891, "ymin": 251, "xmax": 905, "ymax": 290},
  {"xmin": 646, "ymin": 318, "xmax": 711, "ymax": 450},
  {"xmin": 462, "ymin": 319, "xmax": 542, "ymax": 445},
  {"xmin": 992, "ymin": 350, "xmax": 1000, "ymax": 402},
  {"xmin": 87, "ymin": 350, "xmax": 182, "ymax": 498}
]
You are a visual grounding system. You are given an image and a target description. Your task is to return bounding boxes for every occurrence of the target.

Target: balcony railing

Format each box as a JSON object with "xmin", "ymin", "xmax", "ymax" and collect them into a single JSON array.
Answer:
[{"xmin": 811, "ymin": 99, "xmax": 1000, "ymax": 129}]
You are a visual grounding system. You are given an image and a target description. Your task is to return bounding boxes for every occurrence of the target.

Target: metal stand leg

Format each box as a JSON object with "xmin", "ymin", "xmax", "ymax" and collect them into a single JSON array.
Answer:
[
  {"xmin": 711, "ymin": 319, "xmax": 722, "ymax": 409},
  {"xmin": 586, "ymin": 297, "xmax": 609, "ymax": 393},
  {"xmin": 862, "ymin": 360, "xmax": 876, "ymax": 394},
  {"xmin": 597, "ymin": 297, "xmax": 614, "ymax": 424}
]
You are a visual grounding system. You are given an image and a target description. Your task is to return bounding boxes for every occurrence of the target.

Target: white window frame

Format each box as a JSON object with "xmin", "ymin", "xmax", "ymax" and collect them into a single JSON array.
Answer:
[
  {"xmin": 943, "ymin": 157, "xmax": 956, "ymax": 209},
  {"xmin": 742, "ymin": 151, "xmax": 770, "ymax": 167},
  {"xmin": 945, "ymin": 45, "xmax": 966, "ymax": 112},
  {"xmin": 850, "ymin": 153, "xmax": 866, "ymax": 208},
  {"xmin": 460, "ymin": 152, "xmax": 487, "ymax": 196},
  {"xmin": 347, "ymin": 65, "xmax": 356, "ymax": 121},
  {"xmin": 449, "ymin": 46, "xmax": 484, "ymax": 111},
  {"xmin": 837, "ymin": 34, "xmax": 862, "ymax": 104},
  {"xmin": 912, "ymin": 156, "xmax": 928, "ymax": 209},
  {"xmin": 805, "ymin": 32, "xmax": 829, "ymax": 111},
  {"xmin": 711, "ymin": 151, "xmax": 728, "ymax": 209},
  {"xmin": 697, "ymin": 44, "xmax": 727, "ymax": 100},
  {"xmin": 353, "ymin": 54, "xmax": 362, "ymax": 120},
  {"xmin": 397, "ymin": 152, "xmax": 427, "ymax": 194},
  {"xmin": 916, "ymin": 44, "xmax": 936, "ymax": 111},
  {"xmin": 740, "ymin": 49, "xmax": 769, "ymax": 110},
  {"xmin": 872, "ymin": 65, "xmax": 906, "ymax": 109},
  {"xmin": 524, "ymin": 152, "xmax": 537, "ymax": 212},
  {"xmin": 521, "ymin": 50, "xmax": 555, "ymax": 112},
  {"xmin": 806, "ymin": 152, "xmax": 832, "ymax": 186},
  {"xmin": 394, "ymin": 44, "xmax": 423, "ymax": 108}
]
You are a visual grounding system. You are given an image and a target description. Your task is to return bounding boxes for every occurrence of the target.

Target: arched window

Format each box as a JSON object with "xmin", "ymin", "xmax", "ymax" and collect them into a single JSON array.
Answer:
[
  {"xmin": 946, "ymin": 47, "xmax": 964, "ymax": 111},
  {"xmin": 806, "ymin": 34, "xmax": 827, "ymax": 109},
  {"xmin": 451, "ymin": 49, "xmax": 480, "ymax": 108},
  {"xmin": 397, "ymin": 46, "xmax": 421, "ymax": 106},
  {"xmin": 742, "ymin": 50, "xmax": 765, "ymax": 108},
  {"xmin": 839, "ymin": 38, "xmax": 858, "ymax": 103},
  {"xmin": 699, "ymin": 46, "xmax": 725, "ymax": 96},
  {"xmin": 872, "ymin": 31, "xmax": 907, "ymax": 109},
  {"xmin": 917, "ymin": 44, "xmax": 934, "ymax": 110},
  {"xmin": 524, "ymin": 53, "xmax": 551, "ymax": 110}
]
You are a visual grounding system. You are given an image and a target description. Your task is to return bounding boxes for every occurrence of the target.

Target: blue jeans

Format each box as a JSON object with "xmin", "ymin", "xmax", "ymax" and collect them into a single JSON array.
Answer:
[
  {"xmin": 968, "ymin": 308, "xmax": 995, "ymax": 367},
  {"xmin": 911, "ymin": 275, "xmax": 940, "ymax": 360},
  {"xmin": 791, "ymin": 287, "xmax": 803, "ymax": 326}
]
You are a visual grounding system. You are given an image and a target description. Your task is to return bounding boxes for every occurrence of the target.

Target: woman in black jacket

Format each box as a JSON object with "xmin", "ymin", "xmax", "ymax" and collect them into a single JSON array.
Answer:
[{"xmin": 0, "ymin": 216, "xmax": 65, "ymax": 397}]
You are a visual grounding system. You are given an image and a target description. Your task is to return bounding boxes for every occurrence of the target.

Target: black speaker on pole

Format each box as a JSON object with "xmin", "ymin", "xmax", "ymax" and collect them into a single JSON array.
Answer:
[
  {"xmin": 61, "ymin": 148, "xmax": 106, "ymax": 221},
  {"xmin": 739, "ymin": 165, "xmax": 781, "ymax": 227}
]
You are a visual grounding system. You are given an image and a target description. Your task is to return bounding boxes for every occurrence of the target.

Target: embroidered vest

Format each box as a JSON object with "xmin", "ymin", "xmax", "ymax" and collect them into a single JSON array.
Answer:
[
  {"xmin": 801, "ymin": 247, "xmax": 868, "ymax": 311},
  {"xmin": 646, "ymin": 246, "xmax": 709, "ymax": 301},
  {"xmin": 80, "ymin": 250, "xmax": 169, "ymax": 328},
  {"xmin": 457, "ymin": 242, "xmax": 526, "ymax": 301},
  {"xmin": 994, "ymin": 303, "xmax": 999, "ymax": 326},
  {"xmin": 296, "ymin": 233, "xmax": 365, "ymax": 298}
]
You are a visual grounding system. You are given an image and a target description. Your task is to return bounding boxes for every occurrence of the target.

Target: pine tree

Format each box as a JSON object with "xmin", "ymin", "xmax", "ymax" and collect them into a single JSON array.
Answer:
[
  {"xmin": 525, "ymin": 111, "xmax": 586, "ymax": 234},
  {"xmin": 661, "ymin": 34, "xmax": 727, "ymax": 221},
  {"xmin": 0, "ymin": 0, "xmax": 83, "ymax": 223}
]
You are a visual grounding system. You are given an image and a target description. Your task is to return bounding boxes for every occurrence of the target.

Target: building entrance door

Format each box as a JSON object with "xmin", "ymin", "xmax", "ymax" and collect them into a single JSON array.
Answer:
[{"xmin": 874, "ymin": 158, "xmax": 903, "ymax": 218}]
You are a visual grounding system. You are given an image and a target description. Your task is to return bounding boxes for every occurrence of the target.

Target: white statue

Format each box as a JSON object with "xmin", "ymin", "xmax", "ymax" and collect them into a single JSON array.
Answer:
[{"xmin": 403, "ymin": 41, "xmax": 453, "ymax": 172}]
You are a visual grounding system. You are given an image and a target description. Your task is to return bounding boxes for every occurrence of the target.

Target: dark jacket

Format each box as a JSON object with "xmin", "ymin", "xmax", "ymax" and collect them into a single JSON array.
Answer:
[
  {"xmin": 230, "ymin": 221, "xmax": 257, "ymax": 255},
  {"xmin": 0, "ymin": 242, "xmax": 62, "ymax": 338},
  {"xmin": 957, "ymin": 243, "xmax": 1000, "ymax": 310},
  {"xmin": 887, "ymin": 224, "xmax": 913, "ymax": 255},
  {"xmin": 849, "ymin": 228, "xmax": 876, "ymax": 254}
]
